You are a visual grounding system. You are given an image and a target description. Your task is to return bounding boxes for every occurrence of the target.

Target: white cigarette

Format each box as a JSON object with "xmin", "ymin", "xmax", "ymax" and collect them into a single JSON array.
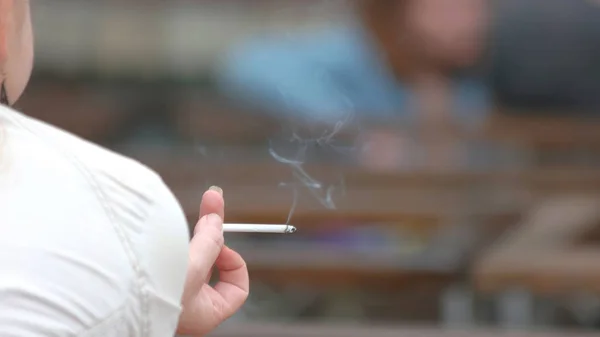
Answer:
[{"xmin": 223, "ymin": 223, "xmax": 296, "ymax": 234}]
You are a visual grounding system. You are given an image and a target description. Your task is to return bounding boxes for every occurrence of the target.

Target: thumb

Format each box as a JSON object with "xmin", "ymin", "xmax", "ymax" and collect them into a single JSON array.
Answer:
[{"xmin": 186, "ymin": 213, "xmax": 224, "ymax": 295}]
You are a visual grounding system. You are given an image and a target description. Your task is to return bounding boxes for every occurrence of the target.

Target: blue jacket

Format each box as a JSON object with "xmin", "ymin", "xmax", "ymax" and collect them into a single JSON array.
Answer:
[{"xmin": 218, "ymin": 24, "xmax": 491, "ymax": 127}]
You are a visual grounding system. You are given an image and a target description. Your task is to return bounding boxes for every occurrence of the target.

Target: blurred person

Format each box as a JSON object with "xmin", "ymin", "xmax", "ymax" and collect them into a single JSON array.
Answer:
[
  {"xmin": 0, "ymin": 1, "xmax": 248, "ymax": 336},
  {"xmin": 218, "ymin": 0, "xmax": 490, "ymax": 124},
  {"xmin": 218, "ymin": 0, "xmax": 491, "ymax": 169}
]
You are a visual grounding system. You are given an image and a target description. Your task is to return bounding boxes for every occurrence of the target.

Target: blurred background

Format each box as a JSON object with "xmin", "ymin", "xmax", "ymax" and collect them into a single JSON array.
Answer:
[{"xmin": 17, "ymin": 0, "xmax": 600, "ymax": 336}]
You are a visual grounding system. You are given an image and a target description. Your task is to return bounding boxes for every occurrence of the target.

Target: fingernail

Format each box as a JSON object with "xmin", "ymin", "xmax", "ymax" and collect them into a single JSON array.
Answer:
[
  {"xmin": 209, "ymin": 185, "xmax": 223, "ymax": 196},
  {"xmin": 207, "ymin": 213, "xmax": 223, "ymax": 231}
]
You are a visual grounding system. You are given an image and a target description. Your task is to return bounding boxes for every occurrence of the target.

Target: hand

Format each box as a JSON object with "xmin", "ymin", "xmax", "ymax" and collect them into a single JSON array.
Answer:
[{"xmin": 177, "ymin": 186, "xmax": 249, "ymax": 336}]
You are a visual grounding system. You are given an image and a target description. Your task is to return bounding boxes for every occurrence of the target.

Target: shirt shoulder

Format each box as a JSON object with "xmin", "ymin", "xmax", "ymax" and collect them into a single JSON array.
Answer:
[
  {"xmin": 0, "ymin": 107, "xmax": 189, "ymax": 336},
  {"xmin": 4, "ymin": 108, "xmax": 167, "ymax": 205}
]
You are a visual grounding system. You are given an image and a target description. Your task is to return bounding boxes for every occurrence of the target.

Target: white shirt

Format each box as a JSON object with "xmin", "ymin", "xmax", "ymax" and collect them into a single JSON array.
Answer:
[{"xmin": 0, "ymin": 107, "xmax": 190, "ymax": 336}]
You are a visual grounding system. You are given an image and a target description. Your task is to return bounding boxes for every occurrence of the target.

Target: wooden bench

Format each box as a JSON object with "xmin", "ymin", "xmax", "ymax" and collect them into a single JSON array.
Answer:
[
  {"xmin": 126, "ymin": 149, "xmax": 524, "ymax": 320},
  {"xmin": 472, "ymin": 195, "xmax": 600, "ymax": 327},
  {"xmin": 210, "ymin": 323, "xmax": 596, "ymax": 337},
  {"xmin": 482, "ymin": 113, "xmax": 600, "ymax": 168},
  {"xmin": 474, "ymin": 195, "xmax": 600, "ymax": 293},
  {"xmin": 15, "ymin": 80, "xmax": 135, "ymax": 143},
  {"xmin": 129, "ymin": 149, "xmax": 524, "ymax": 228},
  {"xmin": 123, "ymin": 149, "xmax": 522, "ymax": 324},
  {"xmin": 483, "ymin": 113, "xmax": 600, "ymax": 149},
  {"xmin": 130, "ymin": 149, "xmax": 600, "ymax": 222},
  {"xmin": 173, "ymin": 106, "xmax": 600, "ymax": 152},
  {"xmin": 173, "ymin": 94, "xmax": 281, "ymax": 146},
  {"xmin": 127, "ymin": 149, "xmax": 600, "ymax": 324}
]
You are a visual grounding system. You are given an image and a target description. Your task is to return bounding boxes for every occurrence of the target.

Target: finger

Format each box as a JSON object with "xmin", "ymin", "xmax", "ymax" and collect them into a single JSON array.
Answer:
[
  {"xmin": 187, "ymin": 213, "xmax": 224, "ymax": 295},
  {"xmin": 196, "ymin": 188, "xmax": 224, "ymax": 235},
  {"xmin": 201, "ymin": 186, "xmax": 224, "ymax": 218},
  {"xmin": 197, "ymin": 187, "xmax": 224, "ymax": 235},
  {"xmin": 213, "ymin": 246, "xmax": 249, "ymax": 316}
]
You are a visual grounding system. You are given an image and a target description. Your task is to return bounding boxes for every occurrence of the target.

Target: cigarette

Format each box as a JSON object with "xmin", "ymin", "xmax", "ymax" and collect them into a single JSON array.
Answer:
[{"xmin": 223, "ymin": 223, "xmax": 297, "ymax": 234}]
